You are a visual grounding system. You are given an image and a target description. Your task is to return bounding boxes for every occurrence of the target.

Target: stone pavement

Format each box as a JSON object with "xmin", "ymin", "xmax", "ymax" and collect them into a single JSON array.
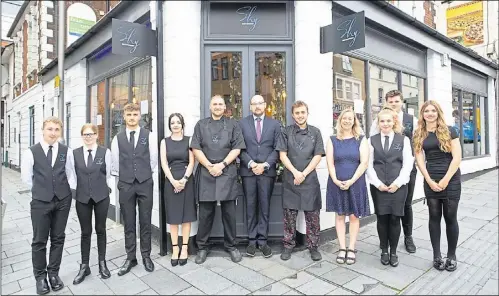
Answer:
[{"xmin": 1, "ymin": 167, "xmax": 498, "ymax": 295}]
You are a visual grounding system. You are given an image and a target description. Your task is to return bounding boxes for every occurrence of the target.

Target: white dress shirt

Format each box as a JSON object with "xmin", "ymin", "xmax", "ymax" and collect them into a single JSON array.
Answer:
[
  {"xmin": 110, "ymin": 127, "xmax": 158, "ymax": 176},
  {"xmin": 20, "ymin": 140, "xmax": 77, "ymax": 190},
  {"xmin": 77, "ymin": 143, "xmax": 112, "ymax": 188},
  {"xmin": 369, "ymin": 110, "xmax": 418, "ymax": 137},
  {"xmin": 367, "ymin": 131, "xmax": 414, "ymax": 188}
]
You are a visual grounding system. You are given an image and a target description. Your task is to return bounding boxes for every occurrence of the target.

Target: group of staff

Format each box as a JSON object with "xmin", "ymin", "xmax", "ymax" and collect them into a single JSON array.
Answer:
[{"xmin": 22, "ymin": 90, "xmax": 462, "ymax": 295}]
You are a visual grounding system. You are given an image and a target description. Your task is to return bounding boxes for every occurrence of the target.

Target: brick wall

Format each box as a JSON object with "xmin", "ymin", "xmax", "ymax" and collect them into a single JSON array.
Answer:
[{"xmin": 424, "ymin": 0, "xmax": 436, "ymax": 29}]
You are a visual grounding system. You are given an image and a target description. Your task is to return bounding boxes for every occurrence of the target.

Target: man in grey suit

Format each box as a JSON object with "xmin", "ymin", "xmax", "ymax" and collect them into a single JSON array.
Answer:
[{"xmin": 239, "ymin": 95, "xmax": 282, "ymax": 258}]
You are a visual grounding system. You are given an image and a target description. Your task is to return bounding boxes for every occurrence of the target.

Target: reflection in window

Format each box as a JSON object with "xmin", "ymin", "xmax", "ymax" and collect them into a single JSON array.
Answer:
[
  {"xmin": 333, "ymin": 54, "xmax": 365, "ymax": 131},
  {"xmin": 402, "ymin": 73, "xmax": 425, "ymax": 118},
  {"xmin": 255, "ymin": 52, "xmax": 287, "ymax": 125},
  {"xmin": 462, "ymin": 91, "xmax": 474, "ymax": 157},
  {"xmin": 478, "ymin": 96, "xmax": 486, "ymax": 155},
  {"xmin": 109, "ymin": 71, "xmax": 129, "ymax": 143},
  {"xmin": 211, "ymin": 59, "xmax": 219, "ymax": 81},
  {"xmin": 211, "ymin": 52, "xmax": 242, "ymax": 119},
  {"xmin": 132, "ymin": 62, "xmax": 152, "ymax": 131},
  {"xmin": 369, "ymin": 64, "xmax": 398, "ymax": 121},
  {"xmin": 90, "ymin": 81, "xmax": 106, "ymax": 146}
]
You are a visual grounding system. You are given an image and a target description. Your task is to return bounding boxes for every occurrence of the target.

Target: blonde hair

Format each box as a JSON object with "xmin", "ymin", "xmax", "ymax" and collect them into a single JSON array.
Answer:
[
  {"xmin": 42, "ymin": 116, "xmax": 63, "ymax": 129},
  {"xmin": 80, "ymin": 123, "xmax": 98, "ymax": 135},
  {"xmin": 335, "ymin": 109, "xmax": 362, "ymax": 140},
  {"xmin": 413, "ymin": 100, "xmax": 452, "ymax": 153},
  {"xmin": 377, "ymin": 106, "xmax": 402, "ymax": 134},
  {"xmin": 123, "ymin": 103, "xmax": 140, "ymax": 113}
]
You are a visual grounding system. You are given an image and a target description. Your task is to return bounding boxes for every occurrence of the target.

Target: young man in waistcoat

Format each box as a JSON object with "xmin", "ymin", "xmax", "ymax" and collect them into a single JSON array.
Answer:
[
  {"xmin": 369, "ymin": 90, "xmax": 418, "ymax": 253},
  {"xmin": 21, "ymin": 117, "xmax": 77, "ymax": 295},
  {"xmin": 111, "ymin": 103, "xmax": 158, "ymax": 276}
]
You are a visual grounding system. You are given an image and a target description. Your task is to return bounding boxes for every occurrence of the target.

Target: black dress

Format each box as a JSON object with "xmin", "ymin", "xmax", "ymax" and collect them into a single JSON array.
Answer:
[
  {"xmin": 163, "ymin": 136, "xmax": 197, "ymax": 224},
  {"xmin": 422, "ymin": 126, "xmax": 461, "ymax": 199}
]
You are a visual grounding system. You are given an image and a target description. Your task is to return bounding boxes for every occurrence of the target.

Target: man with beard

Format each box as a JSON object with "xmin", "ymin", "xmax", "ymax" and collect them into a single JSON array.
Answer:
[
  {"xmin": 191, "ymin": 95, "xmax": 246, "ymax": 264},
  {"xmin": 276, "ymin": 101, "xmax": 325, "ymax": 261},
  {"xmin": 369, "ymin": 90, "xmax": 418, "ymax": 254},
  {"xmin": 239, "ymin": 95, "xmax": 281, "ymax": 258},
  {"xmin": 111, "ymin": 103, "xmax": 158, "ymax": 276}
]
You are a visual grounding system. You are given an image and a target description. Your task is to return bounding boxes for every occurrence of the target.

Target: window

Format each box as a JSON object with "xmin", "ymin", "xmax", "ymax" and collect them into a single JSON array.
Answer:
[
  {"xmin": 369, "ymin": 64, "xmax": 398, "ymax": 121},
  {"xmin": 232, "ymin": 55, "xmax": 240, "ymax": 78},
  {"xmin": 90, "ymin": 81, "xmax": 106, "ymax": 146},
  {"xmin": 221, "ymin": 57, "xmax": 229, "ymax": 80},
  {"xmin": 66, "ymin": 103, "xmax": 71, "ymax": 147},
  {"xmin": 452, "ymin": 87, "xmax": 488, "ymax": 158},
  {"xmin": 29, "ymin": 106, "xmax": 35, "ymax": 146},
  {"xmin": 132, "ymin": 61, "xmax": 153, "ymax": 131},
  {"xmin": 333, "ymin": 54, "xmax": 366, "ymax": 130},
  {"xmin": 402, "ymin": 73, "xmax": 425, "ymax": 118},
  {"xmin": 109, "ymin": 71, "xmax": 129, "ymax": 143},
  {"xmin": 211, "ymin": 52, "xmax": 243, "ymax": 120},
  {"xmin": 211, "ymin": 59, "xmax": 219, "ymax": 81}
]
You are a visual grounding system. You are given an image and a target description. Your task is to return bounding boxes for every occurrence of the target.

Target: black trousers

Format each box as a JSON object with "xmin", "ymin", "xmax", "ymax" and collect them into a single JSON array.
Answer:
[
  {"xmin": 401, "ymin": 170, "xmax": 417, "ymax": 236},
  {"xmin": 31, "ymin": 195, "xmax": 72, "ymax": 280},
  {"xmin": 118, "ymin": 178, "xmax": 153, "ymax": 260},
  {"xmin": 242, "ymin": 175, "xmax": 275, "ymax": 246},
  {"xmin": 377, "ymin": 214, "xmax": 401, "ymax": 254},
  {"xmin": 196, "ymin": 200, "xmax": 236, "ymax": 251},
  {"xmin": 76, "ymin": 198, "xmax": 110, "ymax": 264}
]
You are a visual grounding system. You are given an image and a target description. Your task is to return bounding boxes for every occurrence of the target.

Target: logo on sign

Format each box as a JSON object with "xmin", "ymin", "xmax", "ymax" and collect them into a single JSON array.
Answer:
[
  {"xmin": 116, "ymin": 27, "xmax": 140, "ymax": 54},
  {"xmin": 236, "ymin": 6, "xmax": 259, "ymax": 31},
  {"xmin": 337, "ymin": 18, "xmax": 360, "ymax": 48}
]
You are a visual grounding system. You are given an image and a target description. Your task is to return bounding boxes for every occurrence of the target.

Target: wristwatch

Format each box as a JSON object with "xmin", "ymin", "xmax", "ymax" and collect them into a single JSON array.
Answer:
[
  {"xmin": 223, "ymin": 161, "xmax": 228, "ymax": 167},
  {"xmin": 183, "ymin": 175, "xmax": 189, "ymax": 180}
]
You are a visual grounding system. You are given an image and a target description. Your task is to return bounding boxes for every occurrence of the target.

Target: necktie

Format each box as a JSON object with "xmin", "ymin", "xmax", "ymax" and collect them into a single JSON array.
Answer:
[
  {"xmin": 47, "ymin": 145, "xmax": 53, "ymax": 167},
  {"xmin": 130, "ymin": 131, "xmax": 136, "ymax": 150},
  {"xmin": 87, "ymin": 149, "xmax": 93, "ymax": 168},
  {"xmin": 383, "ymin": 136, "xmax": 390, "ymax": 154},
  {"xmin": 256, "ymin": 118, "xmax": 262, "ymax": 142}
]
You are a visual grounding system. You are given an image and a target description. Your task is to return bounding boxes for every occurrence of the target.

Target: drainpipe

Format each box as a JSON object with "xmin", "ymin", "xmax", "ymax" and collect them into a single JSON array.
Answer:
[{"xmin": 155, "ymin": 0, "xmax": 167, "ymax": 256}]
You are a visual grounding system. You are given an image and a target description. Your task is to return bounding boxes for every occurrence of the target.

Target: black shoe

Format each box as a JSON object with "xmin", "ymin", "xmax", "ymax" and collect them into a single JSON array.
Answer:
[
  {"xmin": 310, "ymin": 249, "xmax": 322, "ymax": 261},
  {"xmin": 143, "ymin": 257, "xmax": 155, "ymax": 272},
  {"xmin": 228, "ymin": 249, "xmax": 242, "ymax": 263},
  {"xmin": 445, "ymin": 258, "xmax": 457, "ymax": 272},
  {"xmin": 171, "ymin": 244, "xmax": 180, "ymax": 267},
  {"xmin": 35, "ymin": 278, "xmax": 50, "ymax": 295},
  {"xmin": 117, "ymin": 259, "xmax": 138, "ymax": 276},
  {"xmin": 246, "ymin": 244, "xmax": 257, "ymax": 257},
  {"xmin": 73, "ymin": 264, "xmax": 91, "ymax": 285},
  {"xmin": 389, "ymin": 254, "xmax": 399, "ymax": 267},
  {"xmin": 433, "ymin": 257, "xmax": 446, "ymax": 271},
  {"xmin": 99, "ymin": 261, "xmax": 111, "ymax": 279},
  {"xmin": 48, "ymin": 275, "xmax": 64, "ymax": 291},
  {"xmin": 195, "ymin": 250, "xmax": 208, "ymax": 264},
  {"xmin": 404, "ymin": 236, "xmax": 417, "ymax": 253},
  {"xmin": 380, "ymin": 252, "xmax": 390, "ymax": 265},
  {"xmin": 179, "ymin": 245, "xmax": 188, "ymax": 266},
  {"xmin": 259, "ymin": 244, "xmax": 273, "ymax": 258},
  {"xmin": 280, "ymin": 248, "xmax": 293, "ymax": 261}
]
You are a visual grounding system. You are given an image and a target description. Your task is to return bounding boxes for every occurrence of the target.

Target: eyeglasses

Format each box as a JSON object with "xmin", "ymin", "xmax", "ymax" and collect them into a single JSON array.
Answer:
[
  {"xmin": 82, "ymin": 133, "xmax": 96, "ymax": 138},
  {"xmin": 251, "ymin": 102, "xmax": 265, "ymax": 106}
]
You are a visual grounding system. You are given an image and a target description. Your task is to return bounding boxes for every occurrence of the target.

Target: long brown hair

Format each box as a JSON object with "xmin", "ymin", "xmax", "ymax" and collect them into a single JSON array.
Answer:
[
  {"xmin": 335, "ymin": 109, "xmax": 362, "ymax": 140},
  {"xmin": 413, "ymin": 100, "xmax": 452, "ymax": 153},
  {"xmin": 377, "ymin": 106, "xmax": 403, "ymax": 134}
]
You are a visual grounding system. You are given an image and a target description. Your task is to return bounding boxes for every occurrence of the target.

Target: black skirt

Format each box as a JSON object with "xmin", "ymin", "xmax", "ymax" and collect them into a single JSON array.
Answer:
[
  {"xmin": 371, "ymin": 184, "xmax": 408, "ymax": 216},
  {"xmin": 164, "ymin": 165, "xmax": 197, "ymax": 225}
]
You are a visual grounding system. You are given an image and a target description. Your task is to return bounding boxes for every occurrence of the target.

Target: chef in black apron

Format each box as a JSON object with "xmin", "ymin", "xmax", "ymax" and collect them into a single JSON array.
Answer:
[
  {"xmin": 190, "ymin": 95, "xmax": 246, "ymax": 265},
  {"xmin": 276, "ymin": 101, "xmax": 325, "ymax": 262}
]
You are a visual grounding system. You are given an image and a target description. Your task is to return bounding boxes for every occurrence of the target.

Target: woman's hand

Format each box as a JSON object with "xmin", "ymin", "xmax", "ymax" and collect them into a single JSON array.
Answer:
[
  {"xmin": 438, "ymin": 178, "xmax": 449, "ymax": 190},
  {"xmin": 172, "ymin": 180, "xmax": 185, "ymax": 193},
  {"xmin": 429, "ymin": 180, "xmax": 443, "ymax": 192},
  {"xmin": 340, "ymin": 179, "xmax": 353, "ymax": 191}
]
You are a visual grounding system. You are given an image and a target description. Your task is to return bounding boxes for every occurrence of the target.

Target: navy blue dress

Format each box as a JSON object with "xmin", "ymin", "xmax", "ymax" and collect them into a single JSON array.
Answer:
[{"xmin": 326, "ymin": 136, "xmax": 370, "ymax": 218}]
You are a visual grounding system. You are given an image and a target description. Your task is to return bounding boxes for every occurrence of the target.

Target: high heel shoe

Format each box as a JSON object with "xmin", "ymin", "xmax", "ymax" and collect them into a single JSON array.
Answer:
[
  {"xmin": 171, "ymin": 244, "xmax": 180, "ymax": 267},
  {"xmin": 179, "ymin": 244, "xmax": 188, "ymax": 266}
]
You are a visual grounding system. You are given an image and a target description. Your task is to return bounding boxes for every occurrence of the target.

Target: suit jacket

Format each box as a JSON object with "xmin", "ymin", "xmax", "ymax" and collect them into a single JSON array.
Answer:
[{"xmin": 239, "ymin": 115, "xmax": 281, "ymax": 177}]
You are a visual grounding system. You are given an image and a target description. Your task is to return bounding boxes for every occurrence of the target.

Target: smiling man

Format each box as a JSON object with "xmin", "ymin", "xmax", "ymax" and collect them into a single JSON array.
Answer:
[
  {"xmin": 110, "ymin": 103, "xmax": 158, "ymax": 276},
  {"xmin": 21, "ymin": 117, "xmax": 77, "ymax": 295}
]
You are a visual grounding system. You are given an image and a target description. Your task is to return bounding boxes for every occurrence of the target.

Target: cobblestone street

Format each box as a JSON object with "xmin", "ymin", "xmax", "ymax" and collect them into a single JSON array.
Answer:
[{"xmin": 1, "ymin": 167, "xmax": 498, "ymax": 295}]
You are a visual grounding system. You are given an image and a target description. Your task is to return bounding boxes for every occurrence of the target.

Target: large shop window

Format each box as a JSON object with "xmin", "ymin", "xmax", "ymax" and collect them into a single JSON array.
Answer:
[
  {"xmin": 369, "ymin": 64, "xmax": 398, "ymax": 120},
  {"xmin": 401, "ymin": 73, "xmax": 425, "ymax": 118},
  {"xmin": 89, "ymin": 61, "xmax": 152, "ymax": 147},
  {"xmin": 452, "ymin": 88, "xmax": 488, "ymax": 158},
  {"xmin": 333, "ymin": 54, "xmax": 366, "ymax": 130}
]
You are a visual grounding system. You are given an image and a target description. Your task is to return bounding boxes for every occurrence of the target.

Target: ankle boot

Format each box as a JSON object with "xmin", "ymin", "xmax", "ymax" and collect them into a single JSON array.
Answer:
[
  {"xmin": 99, "ymin": 260, "xmax": 111, "ymax": 279},
  {"xmin": 73, "ymin": 264, "xmax": 91, "ymax": 285}
]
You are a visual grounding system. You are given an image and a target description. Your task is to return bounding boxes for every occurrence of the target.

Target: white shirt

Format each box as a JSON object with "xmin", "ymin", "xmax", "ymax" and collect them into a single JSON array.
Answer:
[
  {"xmin": 110, "ymin": 127, "xmax": 158, "ymax": 176},
  {"xmin": 367, "ymin": 131, "xmax": 414, "ymax": 188},
  {"xmin": 78, "ymin": 144, "xmax": 112, "ymax": 188},
  {"xmin": 369, "ymin": 110, "xmax": 418, "ymax": 137},
  {"xmin": 20, "ymin": 140, "xmax": 77, "ymax": 190}
]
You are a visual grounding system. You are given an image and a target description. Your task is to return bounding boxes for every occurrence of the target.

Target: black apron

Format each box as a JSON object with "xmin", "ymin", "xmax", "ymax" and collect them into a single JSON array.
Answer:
[
  {"xmin": 193, "ymin": 117, "xmax": 244, "ymax": 202},
  {"xmin": 280, "ymin": 126, "xmax": 323, "ymax": 211}
]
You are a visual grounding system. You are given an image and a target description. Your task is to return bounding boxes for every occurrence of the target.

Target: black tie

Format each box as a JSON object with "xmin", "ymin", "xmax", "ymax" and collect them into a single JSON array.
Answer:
[
  {"xmin": 47, "ymin": 145, "xmax": 53, "ymax": 167},
  {"xmin": 384, "ymin": 136, "xmax": 390, "ymax": 154},
  {"xmin": 130, "ymin": 131, "xmax": 136, "ymax": 150},
  {"xmin": 87, "ymin": 149, "xmax": 93, "ymax": 168}
]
